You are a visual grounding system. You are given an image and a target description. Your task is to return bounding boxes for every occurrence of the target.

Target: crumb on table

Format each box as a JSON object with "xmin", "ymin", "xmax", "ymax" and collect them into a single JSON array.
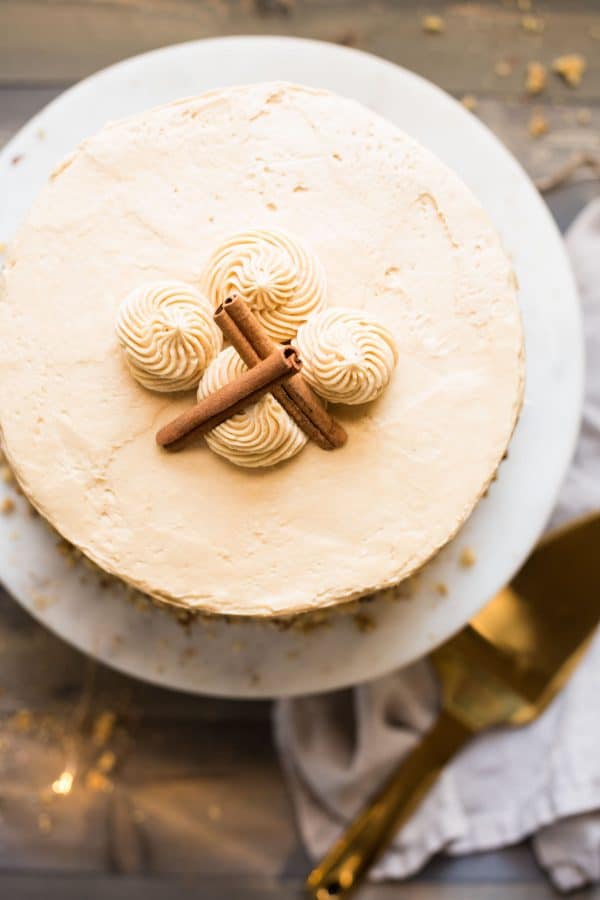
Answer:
[
  {"xmin": 461, "ymin": 94, "xmax": 478, "ymax": 111},
  {"xmin": 422, "ymin": 14, "xmax": 444, "ymax": 34},
  {"xmin": 529, "ymin": 111, "xmax": 549, "ymax": 137},
  {"xmin": 521, "ymin": 14, "xmax": 544, "ymax": 33},
  {"xmin": 494, "ymin": 60, "xmax": 513, "ymax": 78},
  {"xmin": 525, "ymin": 61, "xmax": 547, "ymax": 95},
  {"xmin": 553, "ymin": 54, "xmax": 586, "ymax": 87}
]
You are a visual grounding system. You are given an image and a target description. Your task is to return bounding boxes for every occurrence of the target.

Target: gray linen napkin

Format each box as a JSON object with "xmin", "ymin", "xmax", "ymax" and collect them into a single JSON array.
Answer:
[{"xmin": 275, "ymin": 199, "xmax": 600, "ymax": 893}]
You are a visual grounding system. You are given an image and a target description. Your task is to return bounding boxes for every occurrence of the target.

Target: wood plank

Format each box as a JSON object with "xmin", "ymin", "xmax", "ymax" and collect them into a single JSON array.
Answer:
[
  {"xmin": 0, "ymin": 873, "xmax": 595, "ymax": 899},
  {"xmin": 0, "ymin": 0, "xmax": 599, "ymax": 101}
]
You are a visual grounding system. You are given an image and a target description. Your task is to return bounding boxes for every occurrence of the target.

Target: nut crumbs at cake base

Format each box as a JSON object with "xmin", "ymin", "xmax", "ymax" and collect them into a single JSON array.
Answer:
[{"xmin": 354, "ymin": 612, "xmax": 376, "ymax": 633}]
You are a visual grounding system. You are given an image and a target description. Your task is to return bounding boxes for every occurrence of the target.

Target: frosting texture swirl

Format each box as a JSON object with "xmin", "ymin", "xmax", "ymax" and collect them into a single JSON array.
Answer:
[
  {"xmin": 202, "ymin": 228, "xmax": 327, "ymax": 342},
  {"xmin": 197, "ymin": 347, "xmax": 307, "ymax": 468},
  {"xmin": 116, "ymin": 281, "xmax": 222, "ymax": 392},
  {"xmin": 296, "ymin": 307, "xmax": 398, "ymax": 404}
]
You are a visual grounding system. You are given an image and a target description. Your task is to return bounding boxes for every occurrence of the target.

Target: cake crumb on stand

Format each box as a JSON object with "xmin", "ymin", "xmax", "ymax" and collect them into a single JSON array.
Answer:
[
  {"xmin": 459, "ymin": 547, "xmax": 477, "ymax": 568},
  {"xmin": 1, "ymin": 497, "xmax": 15, "ymax": 515},
  {"xmin": 1, "ymin": 464, "xmax": 16, "ymax": 485},
  {"xmin": 32, "ymin": 591, "xmax": 56, "ymax": 612}
]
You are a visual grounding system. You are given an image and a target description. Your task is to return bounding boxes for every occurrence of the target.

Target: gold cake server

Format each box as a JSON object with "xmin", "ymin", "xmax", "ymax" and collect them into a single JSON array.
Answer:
[{"xmin": 306, "ymin": 513, "xmax": 600, "ymax": 899}]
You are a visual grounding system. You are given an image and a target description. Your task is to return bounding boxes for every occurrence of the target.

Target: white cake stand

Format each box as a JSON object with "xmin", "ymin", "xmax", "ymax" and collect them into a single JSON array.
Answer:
[{"xmin": 0, "ymin": 37, "xmax": 583, "ymax": 698}]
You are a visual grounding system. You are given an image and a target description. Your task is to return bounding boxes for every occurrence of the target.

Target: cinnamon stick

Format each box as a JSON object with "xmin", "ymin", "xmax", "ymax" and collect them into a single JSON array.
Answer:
[
  {"xmin": 216, "ymin": 296, "xmax": 347, "ymax": 451},
  {"xmin": 156, "ymin": 347, "xmax": 300, "ymax": 450},
  {"xmin": 223, "ymin": 295, "xmax": 275, "ymax": 360},
  {"xmin": 214, "ymin": 301, "xmax": 330, "ymax": 445},
  {"xmin": 214, "ymin": 303, "xmax": 261, "ymax": 368}
]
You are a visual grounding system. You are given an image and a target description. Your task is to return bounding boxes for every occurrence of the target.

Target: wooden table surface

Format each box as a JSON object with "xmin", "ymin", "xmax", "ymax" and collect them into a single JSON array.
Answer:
[{"xmin": 1, "ymin": 2, "xmax": 599, "ymax": 898}]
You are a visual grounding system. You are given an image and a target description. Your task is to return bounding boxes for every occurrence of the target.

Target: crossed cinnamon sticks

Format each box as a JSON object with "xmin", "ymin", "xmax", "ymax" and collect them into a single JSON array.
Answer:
[{"xmin": 156, "ymin": 295, "xmax": 347, "ymax": 451}]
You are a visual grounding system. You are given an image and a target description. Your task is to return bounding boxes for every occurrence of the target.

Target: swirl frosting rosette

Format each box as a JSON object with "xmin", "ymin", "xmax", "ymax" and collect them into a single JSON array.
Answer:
[
  {"xmin": 201, "ymin": 228, "xmax": 327, "ymax": 342},
  {"xmin": 296, "ymin": 307, "xmax": 398, "ymax": 405},
  {"xmin": 116, "ymin": 281, "xmax": 222, "ymax": 392},
  {"xmin": 197, "ymin": 346, "xmax": 307, "ymax": 468}
]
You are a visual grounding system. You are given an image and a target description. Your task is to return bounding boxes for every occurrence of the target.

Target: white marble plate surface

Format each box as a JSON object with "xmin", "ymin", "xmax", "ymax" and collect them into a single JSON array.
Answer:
[{"xmin": 0, "ymin": 37, "xmax": 583, "ymax": 697}]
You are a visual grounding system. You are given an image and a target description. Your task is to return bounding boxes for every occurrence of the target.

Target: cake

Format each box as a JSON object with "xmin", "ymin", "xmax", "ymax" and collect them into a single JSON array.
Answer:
[{"xmin": 0, "ymin": 83, "xmax": 524, "ymax": 617}]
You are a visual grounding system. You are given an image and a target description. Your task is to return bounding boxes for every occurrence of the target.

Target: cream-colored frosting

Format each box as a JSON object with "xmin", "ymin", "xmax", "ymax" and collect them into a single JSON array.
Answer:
[
  {"xmin": 116, "ymin": 280, "xmax": 222, "ymax": 392},
  {"xmin": 197, "ymin": 346, "xmax": 307, "ymax": 468},
  {"xmin": 202, "ymin": 228, "xmax": 327, "ymax": 341},
  {"xmin": 0, "ymin": 83, "xmax": 524, "ymax": 616},
  {"xmin": 296, "ymin": 307, "xmax": 398, "ymax": 405}
]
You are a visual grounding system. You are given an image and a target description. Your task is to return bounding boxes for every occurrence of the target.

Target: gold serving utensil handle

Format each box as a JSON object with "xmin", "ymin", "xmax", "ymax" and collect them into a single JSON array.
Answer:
[
  {"xmin": 305, "ymin": 710, "xmax": 471, "ymax": 899},
  {"xmin": 307, "ymin": 513, "xmax": 600, "ymax": 899}
]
